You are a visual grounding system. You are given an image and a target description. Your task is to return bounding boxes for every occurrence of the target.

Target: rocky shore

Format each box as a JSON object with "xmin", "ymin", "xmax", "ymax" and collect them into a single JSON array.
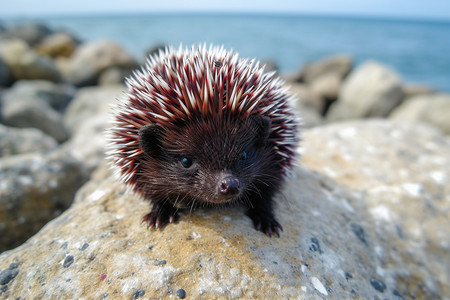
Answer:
[{"xmin": 0, "ymin": 23, "xmax": 449, "ymax": 299}]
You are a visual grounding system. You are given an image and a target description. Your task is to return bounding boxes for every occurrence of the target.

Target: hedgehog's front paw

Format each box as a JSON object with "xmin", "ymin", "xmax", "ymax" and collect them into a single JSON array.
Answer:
[
  {"xmin": 247, "ymin": 209, "xmax": 284, "ymax": 237},
  {"xmin": 142, "ymin": 204, "xmax": 179, "ymax": 229}
]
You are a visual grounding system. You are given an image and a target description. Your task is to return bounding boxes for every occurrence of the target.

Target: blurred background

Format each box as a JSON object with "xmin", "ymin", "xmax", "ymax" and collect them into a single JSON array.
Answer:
[
  {"xmin": 1, "ymin": 0, "xmax": 449, "ymax": 90},
  {"xmin": 0, "ymin": 0, "xmax": 450, "ymax": 252}
]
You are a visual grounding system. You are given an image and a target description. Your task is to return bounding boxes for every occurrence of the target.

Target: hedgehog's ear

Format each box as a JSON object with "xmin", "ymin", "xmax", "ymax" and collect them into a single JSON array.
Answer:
[
  {"xmin": 139, "ymin": 124, "xmax": 165, "ymax": 158},
  {"xmin": 252, "ymin": 115, "xmax": 271, "ymax": 146}
]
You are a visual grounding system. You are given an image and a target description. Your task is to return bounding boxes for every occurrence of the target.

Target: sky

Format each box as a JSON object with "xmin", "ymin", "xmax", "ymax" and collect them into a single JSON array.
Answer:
[{"xmin": 1, "ymin": 0, "xmax": 450, "ymax": 20}]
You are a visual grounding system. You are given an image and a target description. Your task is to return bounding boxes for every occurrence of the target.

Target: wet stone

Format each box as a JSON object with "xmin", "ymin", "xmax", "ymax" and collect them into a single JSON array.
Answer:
[
  {"xmin": 309, "ymin": 237, "xmax": 323, "ymax": 254},
  {"xmin": 351, "ymin": 223, "xmax": 368, "ymax": 246},
  {"xmin": 63, "ymin": 255, "xmax": 74, "ymax": 268},
  {"xmin": 79, "ymin": 243, "xmax": 89, "ymax": 251},
  {"xmin": 176, "ymin": 288, "xmax": 187, "ymax": 299},
  {"xmin": 370, "ymin": 279, "xmax": 387, "ymax": 293},
  {"xmin": 0, "ymin": 268, "xmax": 19, "ymax": 285},
  {"xmin": 154, "ymin": 260, "xmax": 166, "ymax": 266},
  {"xmin": 132, "ymin": 290, "xmax": 145, "ymax": 299}
]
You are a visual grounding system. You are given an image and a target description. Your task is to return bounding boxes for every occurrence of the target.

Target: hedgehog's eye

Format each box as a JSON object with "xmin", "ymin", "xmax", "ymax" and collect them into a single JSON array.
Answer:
[
  {"xmin": 181, "ymin": 157, "xmax": 193, "ymax": 168},
  {"xmin": 239, "ymin": 151, "xmax": 247, "ymax": 161}
]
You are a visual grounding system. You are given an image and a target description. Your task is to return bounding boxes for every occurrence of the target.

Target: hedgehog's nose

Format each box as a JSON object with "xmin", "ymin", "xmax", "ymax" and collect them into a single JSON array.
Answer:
[{"xmin": 219, "ymin": 176, "xmax": 240, "ymax": 197}]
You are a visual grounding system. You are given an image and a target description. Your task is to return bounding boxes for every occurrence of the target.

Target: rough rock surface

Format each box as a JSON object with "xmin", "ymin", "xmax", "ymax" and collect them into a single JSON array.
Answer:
[
  {"xmin": 327, "ymin": 61, "xmax": 404, "ymax": 121},
  {"xmin": 1, "ymin": 121, "xmax": 448, "ymax": 299},
  {"xmin": 64, "ymin": 40, "xmax": 137, "ymax": 86},
  {"xmin": 0, "ymin": 124, "xmax": 58, "ymax": 157},
  {"xmin": 0, "ymin": 148, "xmax": 88, "ymax": 252},
  {"xmin": 390, "ymin": 93, "xmax": 450, "ymax": 135}
]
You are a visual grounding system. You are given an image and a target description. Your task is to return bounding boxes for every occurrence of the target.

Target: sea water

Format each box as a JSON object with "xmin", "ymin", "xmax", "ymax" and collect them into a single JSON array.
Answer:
[{"xmin": 2, "ymin": 13, "xmax": 450, "ymax": 91}]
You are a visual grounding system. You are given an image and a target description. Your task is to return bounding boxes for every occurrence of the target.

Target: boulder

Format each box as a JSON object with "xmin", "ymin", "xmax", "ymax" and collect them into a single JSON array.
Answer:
[
  {"xmin": 402, "ymin": 84, "xmax": 435, "ymax": 100},
  {"xmin": 327, "ymin": 61, "xmax": 404, "ymax": 121},
  {"xmin": 296, "ymin": 54, "xmax": 353, "ymax": 84},
  {"xmin": 389, "ymin": 93, "xmax": 450, "ymax": 134},
  {"xmin": 2, "ymin": 96, "xmax": 69, "ymax": 143},
  {"xmin": 289, "ymin": 83, "xmax": 324, "ymax": 114},
  {"xmin": 0, "ymin": 148, "xmax": 88, "ymax": 252},
  {"xmin": 0, "ymin": 124, "xmax": 58, "ymax": 157},
  {"xmin": 0, "ymin": 120, "xmax": 448, "ymax": 299},
  {"xmin": 0, "ymin": 39, "xmax": 62, "ymax": 82},
  {"xmin": 310, "ymin": 72, "xmax": 342, "ymax": 101},
  {"xmin": 98, "ymin": 67, "xmax": 129, "ymax": 86},
  {"xmin": 64, "ymin": 40, "xmax": 137, "ymax": 86},
  {"xmin": 2, "ymin": 23, "xmax": 51, "ymax": 46},
  {"xmin": 4, "ymin": 80, "xmax": 76, "ymax": 112},
  {"xmin": 63, "ymin": 85, "xmax": 125, "ymax": 134},
  {"xmin": 35, "ymin": 31, "xmax": 79, "ymax": 58}
]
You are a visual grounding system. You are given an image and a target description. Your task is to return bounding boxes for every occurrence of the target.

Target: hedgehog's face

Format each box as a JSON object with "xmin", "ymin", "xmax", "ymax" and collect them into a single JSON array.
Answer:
[{"xmin": 138, "ymin": 115, "xmax": 276, "ymax": 204}]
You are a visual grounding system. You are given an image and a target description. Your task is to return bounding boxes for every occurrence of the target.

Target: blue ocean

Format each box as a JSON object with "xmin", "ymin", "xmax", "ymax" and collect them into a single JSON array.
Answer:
[{"xmin": 3, "ymin": 13, "xmax": 450, "ymax": 91}]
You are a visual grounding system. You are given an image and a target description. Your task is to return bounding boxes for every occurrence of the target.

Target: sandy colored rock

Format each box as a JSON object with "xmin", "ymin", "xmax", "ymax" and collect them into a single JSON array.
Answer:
[
  {"xmin": 64, "ymin": 40, "xmax": 137, "ymax": 86},
  {"xmin": 327, "ymin": 61, "xmax": 404, "ymax": 121},
  {"xmin": 0, "ymin": 121, "xmax": 448, "ymax": 299},
  {"xmin": 390, "ymin": 93, "xmax": 450, "ymax": 134},
  {"xmin": 289, "ymin": 83, "xmax": 324, "ymax": 114},
  {"xmin": 35, "ymin": 32, "xmax": 78, "ymax": 58},
  {"xmin": 297, "ymin": 54, "xmax": 352, "ymax": 84},
  {"xmin": 0, "ymin": 39, "xmax": 62, "ymax": 82}
]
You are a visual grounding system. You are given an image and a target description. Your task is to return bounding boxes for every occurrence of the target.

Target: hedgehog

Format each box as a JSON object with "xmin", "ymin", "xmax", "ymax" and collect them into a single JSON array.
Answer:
[{"xmin": 107, "ymin": 44, "xmax": 298, "ymax": 237}]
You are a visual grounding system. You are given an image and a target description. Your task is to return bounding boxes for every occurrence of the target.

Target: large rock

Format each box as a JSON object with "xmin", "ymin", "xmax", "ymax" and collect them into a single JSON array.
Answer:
[
  {"xmin": 35, "ymin": 31, "xmax": 79, "ymax": 58},
  {"xmin": 0, "ymin": 148, "xmax": 88, "ymax": 252},
  {"xmin": 63, "ymin": 84, "xmax": 124, "ymax": 133},
  {"xmin": 0, "ymin": 121, "xmax": 448, "ymax": 299},
  {"xmin": 0, "ymin": 39, "xmax": 62, "ymax": 82},
  {"xmin": 64, "ymin": 40, "xmax": 137, "ymax": 86},
  {"xmin": 63, "ymin": 85, "xmax": 125, "ymax": 172},
  {"xmin": 389, "ymin": 93, "xmax": 450, "ymax": 134},
  {"xmin": 0, "ymin": 124, "xmax": 58, "ymax": 157},
  {"xmin": 327, "ymin": 61, "xmax": 404, "ymax": 121},
  {"xmin": 288, "ymin": 83, "xmax": 324, "ymax": 114},
  {"xmin": 4, "ymin": 80, "xmax": 76, "ymax": 112},
  {"xmin": 2, "ymin": 96, "xmax": 69, "ymax": 143},
  {"xmin": 1, "ymin": 23, "xmax": 51, "ymax": 46},
  {"xmin": 296, "ymin": 54, "xmax": 353, "ymax": 84}
]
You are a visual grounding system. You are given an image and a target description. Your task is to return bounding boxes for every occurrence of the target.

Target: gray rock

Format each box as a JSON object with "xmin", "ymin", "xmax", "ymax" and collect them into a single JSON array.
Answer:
[
  {"xmin": 288, "ymin": 83, "xmax": 324, "ymax": 114},
  {"xmin": 0, "ymin": 124, "xmax": 58, "ymax": 157},
  {"xmin": 65, "ymin": 40, "xmax": 137, "ymax": 86},
  {"xmin": 35, "ymin": 31, "xmax": 79, "ymax": 58},
  {"xmin": 402, "ymin": 84, "xmax": 435, "ymax": 100},
  {"xmin": 297, "ymin": 103, "xmax": 323, "ymax": 128},
  {"xmin": 2, "ymin": 23, "xmax": 51, "ymax": 46},
  {"xmin": 390, "ymin": 93, "xmax": 450, "ymax": 134},
  {"xmin": 0, "ymin": 147, "xmax": 88, "ymax": 252},
  {"xmin": 0, "ymin": 39, "xmax": 62, "ymax": 82},
  {"xmin": 0, "ymin": 120, "xmax": 448, "ymax": 298},
  {"xmin": 98, "ymin": 67, "xmax": 129, "ymax": 86},
  {"xmin": 64, "ymin": 85, "xmax": 125, "ymax": 134},
  {"xmin": 4, "ymin": 80, "xmax": 76, "ymax": 112},
  {"xmin": 327, "ymin": 61, "xmax": 404, "ymax": 121},
  {"xmin": 297, "ymin": 54, "xmax": 353, "ymax": 84},
  {"xmin": 2, "ymin": 96, "xmax": 69, "ymax": 142},
  {"xmin": 310, "ymin": 72, "xmax": 342, "ymax": 101}
]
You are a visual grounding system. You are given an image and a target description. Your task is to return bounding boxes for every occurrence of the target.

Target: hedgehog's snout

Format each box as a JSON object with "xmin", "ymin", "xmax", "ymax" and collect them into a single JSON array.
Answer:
[{"xmin": 219, "ymin": 176, "xmax": 240, "ymax": 197}]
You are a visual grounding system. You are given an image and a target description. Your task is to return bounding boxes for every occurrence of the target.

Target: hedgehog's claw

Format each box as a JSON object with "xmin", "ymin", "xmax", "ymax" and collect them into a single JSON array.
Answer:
[
  {"xmin": 247, "ymin": 209, "xmax": 283, "ymax": 238},
  {"xmin": 142, "ymin": 206, "xmax": 179, "ymax": 230}
]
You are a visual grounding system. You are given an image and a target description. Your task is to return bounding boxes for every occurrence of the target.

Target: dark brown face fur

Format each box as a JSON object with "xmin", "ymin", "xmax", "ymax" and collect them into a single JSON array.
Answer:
[{"xmin": 134, "ymin": 114, "xmax": 282, "ymax": 207}]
